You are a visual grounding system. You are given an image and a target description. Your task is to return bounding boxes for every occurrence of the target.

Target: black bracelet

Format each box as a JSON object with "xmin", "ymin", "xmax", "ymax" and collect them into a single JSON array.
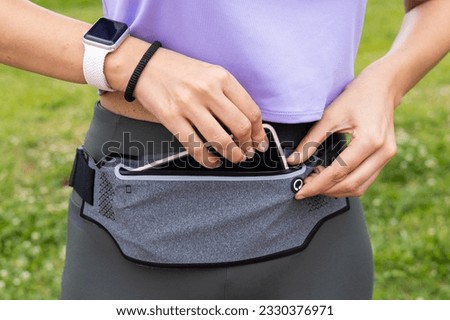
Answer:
[{"xmin": 124, "ymin": 41, "xmax": 162, "ymax": 102}]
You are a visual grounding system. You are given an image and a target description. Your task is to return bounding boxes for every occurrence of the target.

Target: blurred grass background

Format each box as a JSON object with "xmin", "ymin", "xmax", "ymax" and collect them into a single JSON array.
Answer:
[{"xmin": 0, "ymin": 0, "xmax": 448, "ymax": 299}]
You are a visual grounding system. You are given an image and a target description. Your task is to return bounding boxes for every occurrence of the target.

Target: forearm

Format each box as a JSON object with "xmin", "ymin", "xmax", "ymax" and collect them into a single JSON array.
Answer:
[
  {"xmin": 368, "ymin": 0, "xmax": 450, "ymax": 105},
  {"xmin": 0, "ymin": 0, "xmax": 149, "ymax": 89},
  {"xmin": 0, "ymin": 0, "xmax": 92, "ymax": 83}
]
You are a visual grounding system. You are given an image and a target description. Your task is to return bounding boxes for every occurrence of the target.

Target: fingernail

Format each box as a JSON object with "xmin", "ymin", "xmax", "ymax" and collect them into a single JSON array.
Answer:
[
  {"xmin": 210, "ymin": 159, "xmax": 223, "ymax": 169},
  {"xmin": 240, "ymin": 151, "xmax": 247, "ymax": 162},
  {"xmin": 295, "ymin": 194, "xmax": 305, "ymax": 200},
  {"xmin": 287, "ymin": 152, "xmax": 300, "ymax": 163},
  {"xmin": 245, "ymin": 147, "xmax": 255, "ymax": 159},
  {"xmin": 257, "ymin": 139, "xmax": 269, "ymax": 152}
]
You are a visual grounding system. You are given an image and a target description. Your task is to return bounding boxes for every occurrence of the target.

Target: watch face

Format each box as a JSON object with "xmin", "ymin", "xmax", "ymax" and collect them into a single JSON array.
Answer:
[{"xmin": 84, "ymin": 18, "xmax": 129, "ymax": 46}]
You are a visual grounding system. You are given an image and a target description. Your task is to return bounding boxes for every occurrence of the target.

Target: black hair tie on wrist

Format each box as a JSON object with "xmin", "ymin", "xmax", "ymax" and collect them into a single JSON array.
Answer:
[{"xmin": 124, "ymin": 41, "xmax": 162, "ymax": 102}]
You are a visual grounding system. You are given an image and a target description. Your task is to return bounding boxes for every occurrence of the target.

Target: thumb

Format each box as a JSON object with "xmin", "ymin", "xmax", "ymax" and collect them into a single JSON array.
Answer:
[{"xmin": 287, "ymin": 119, "xmax": 333, "ymax": 165}]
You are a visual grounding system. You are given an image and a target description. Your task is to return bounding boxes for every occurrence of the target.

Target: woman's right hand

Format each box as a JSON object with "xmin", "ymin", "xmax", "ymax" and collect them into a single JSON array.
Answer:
[{"xmin": 106, "ymin": 38, "xmax": 268, "ymax": 168}]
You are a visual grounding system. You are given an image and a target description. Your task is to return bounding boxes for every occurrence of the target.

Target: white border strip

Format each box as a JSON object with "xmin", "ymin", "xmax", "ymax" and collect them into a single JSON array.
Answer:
[{"xmin": 114, "ymin": 164, "xmax": 307, "ymax": 182}]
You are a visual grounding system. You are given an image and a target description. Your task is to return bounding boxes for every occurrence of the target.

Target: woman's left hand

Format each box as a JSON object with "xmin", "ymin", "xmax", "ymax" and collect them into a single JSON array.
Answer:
[{"xmin": 287, "ymin": 62, "xmax": 399, "ymax": 199}]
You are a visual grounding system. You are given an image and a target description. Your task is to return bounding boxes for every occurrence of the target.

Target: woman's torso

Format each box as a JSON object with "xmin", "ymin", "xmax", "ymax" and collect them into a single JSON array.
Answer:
[{"xmin": 101, "ymin": 0, "xmax": 367, "ymax": 124}]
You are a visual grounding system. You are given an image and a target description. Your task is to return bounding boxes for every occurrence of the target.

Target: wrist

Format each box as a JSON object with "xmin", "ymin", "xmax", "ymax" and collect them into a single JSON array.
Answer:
[
  {"xmin": 359, "ymin": 55, "xmax": 410, "ymax": 108},
  {"xmin": 104, "ymin": 36, "xmax": 150, "ymax": 92}
]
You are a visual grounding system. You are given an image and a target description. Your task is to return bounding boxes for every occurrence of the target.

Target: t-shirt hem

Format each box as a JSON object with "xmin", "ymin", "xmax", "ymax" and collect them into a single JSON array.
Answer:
[{"xmin": 261, "ymin": 110, "xmax": 324, "ymax": 124}]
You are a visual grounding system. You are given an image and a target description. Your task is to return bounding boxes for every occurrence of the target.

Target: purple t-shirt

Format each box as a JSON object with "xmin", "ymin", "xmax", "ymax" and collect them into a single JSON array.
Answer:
[{"xmin": 103, "ymin": 0, "xmax": 367, "ymax": 123}]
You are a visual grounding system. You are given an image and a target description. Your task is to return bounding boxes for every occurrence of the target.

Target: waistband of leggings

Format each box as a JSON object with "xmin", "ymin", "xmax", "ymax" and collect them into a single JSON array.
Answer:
[{"xmin": 84, "ymin": 102, "xmax": 318, "ymax": 162}]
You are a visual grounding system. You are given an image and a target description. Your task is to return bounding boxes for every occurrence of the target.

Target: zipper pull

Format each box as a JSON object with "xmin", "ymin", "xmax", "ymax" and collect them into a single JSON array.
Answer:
[{"xmin": 290, "ymin": 165, "xmax": 315, "ymax": 193}]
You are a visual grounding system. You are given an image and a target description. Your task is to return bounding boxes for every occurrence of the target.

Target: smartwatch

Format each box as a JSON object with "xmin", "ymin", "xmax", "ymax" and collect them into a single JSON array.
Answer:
[{"xmin": 82, "ymin": 18, "xmax": 130, "ymax": 92}]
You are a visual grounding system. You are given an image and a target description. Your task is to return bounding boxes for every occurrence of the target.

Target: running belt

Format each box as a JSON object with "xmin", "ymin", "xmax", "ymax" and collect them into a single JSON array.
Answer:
[{"xmin": 69, "ymin": 134, "xmax": 349, "ymax": 267}]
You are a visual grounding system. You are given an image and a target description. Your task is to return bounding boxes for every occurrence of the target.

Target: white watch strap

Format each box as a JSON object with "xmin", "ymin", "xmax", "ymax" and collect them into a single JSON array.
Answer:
[{"xmin": 83, "ymin": 43, "xmax": 115, "ymax": 92}]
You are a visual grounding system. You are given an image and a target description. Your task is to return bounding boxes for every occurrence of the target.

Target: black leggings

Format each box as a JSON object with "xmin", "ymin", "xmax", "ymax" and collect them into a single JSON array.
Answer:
[{"xmin": 60, "ymin": 103, "xmax": 373, "ymax": 299}]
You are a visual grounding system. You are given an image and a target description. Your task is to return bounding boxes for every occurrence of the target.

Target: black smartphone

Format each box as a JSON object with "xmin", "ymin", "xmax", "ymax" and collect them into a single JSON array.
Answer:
[{"xmin": 124, "ymin": 123, "xmax": 289, "ymax": 175}]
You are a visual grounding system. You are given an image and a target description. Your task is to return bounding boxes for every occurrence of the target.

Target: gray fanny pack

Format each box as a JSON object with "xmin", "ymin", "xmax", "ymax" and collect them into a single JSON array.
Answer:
[{"xmin": 69, "ymin": 147, "xmax": 349, "ymax": 267}]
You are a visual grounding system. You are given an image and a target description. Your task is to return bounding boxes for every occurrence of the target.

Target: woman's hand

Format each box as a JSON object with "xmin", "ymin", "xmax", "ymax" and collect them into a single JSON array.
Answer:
[
  {"xmin": 106, "ymin": 39, "xmax": 268, "ymax": 169},
  {"xmin": 287, "ymin": 62, "xmax": 398, "ymax": 199},
  {"xmin": 137, "ymin": 48, "xmax": 269, "ymax": 168},
  {"xmin": 287, "ymin": 0, "xmax": 450, "ymax": 199}
]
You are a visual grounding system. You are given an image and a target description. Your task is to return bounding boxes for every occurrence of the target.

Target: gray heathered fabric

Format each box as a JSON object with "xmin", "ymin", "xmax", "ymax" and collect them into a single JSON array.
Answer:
[{"xmin": 82, "ymin": 158, "xmax": 348, "ymax": 265}]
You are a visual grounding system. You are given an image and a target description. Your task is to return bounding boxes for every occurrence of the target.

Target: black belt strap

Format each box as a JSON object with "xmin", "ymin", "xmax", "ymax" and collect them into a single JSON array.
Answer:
[{"xmin": 69, "ymin": 147, "xmax": 95, "ymax": 205}]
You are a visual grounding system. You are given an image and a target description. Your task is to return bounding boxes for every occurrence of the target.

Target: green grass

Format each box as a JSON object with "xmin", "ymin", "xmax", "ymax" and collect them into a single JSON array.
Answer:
[
  {"xmin": 358, "ymin": 1, "xmax": 450, "ymax": 299},
  {"xmin": 0, "ymin": 1, "xmax": 101, "ymax": 299},
  {"xmin": 0, "ymin": 0, "xmax": 448, "ymax": 299}
]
